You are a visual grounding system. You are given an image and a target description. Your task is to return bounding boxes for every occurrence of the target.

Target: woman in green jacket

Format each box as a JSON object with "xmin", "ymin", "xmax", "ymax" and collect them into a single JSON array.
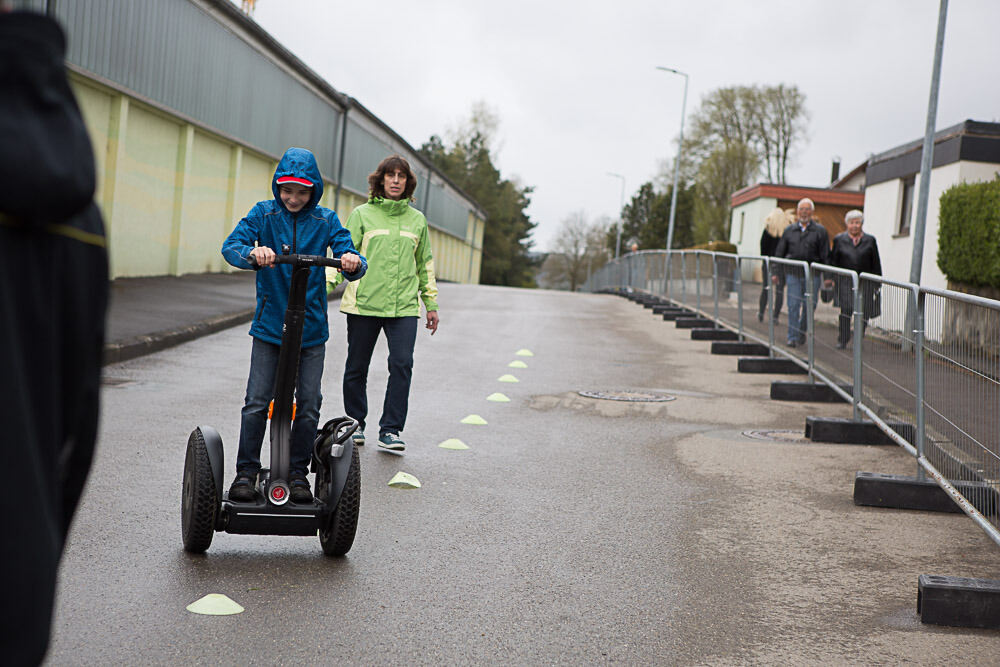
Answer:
[{"xmin": 335, "ymin": 155, "xmax": 438, "ymax": 452}]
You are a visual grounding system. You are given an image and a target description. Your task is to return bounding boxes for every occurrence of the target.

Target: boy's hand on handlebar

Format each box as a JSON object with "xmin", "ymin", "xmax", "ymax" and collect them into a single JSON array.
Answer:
[
  {"xmin": 339, "ymin": 253, "xmax": 360, "ymax": 273},
  {"xmin": 250, "ymin": 246, "xmax": 276, "ymax": 267}
]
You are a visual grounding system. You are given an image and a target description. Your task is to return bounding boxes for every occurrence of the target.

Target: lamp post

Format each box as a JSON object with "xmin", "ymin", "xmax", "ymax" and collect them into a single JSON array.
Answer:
[
  {"xmin": 607, "ymin": 172, "xmax": 626, "ymax": 258},
  {"xmin": 656, "ymin": 66, "xmax": 688, "ymax": 256}
]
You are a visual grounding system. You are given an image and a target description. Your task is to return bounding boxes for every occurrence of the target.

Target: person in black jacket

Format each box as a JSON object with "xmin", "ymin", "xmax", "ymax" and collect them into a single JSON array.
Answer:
[
  {"xmin": 0, "ymin": 10, "xmax": 109, "ymax": 665},
  {"xmin": 772, "ymin": 198, "xmax": 829, "ymax": 346},
  {"xmin": 828, "ymin": 209, "xmax": 882, "ymax": 348},
  {"xmin": 758, "ymin": 207, "xmax": 788, "ymax": 322}
]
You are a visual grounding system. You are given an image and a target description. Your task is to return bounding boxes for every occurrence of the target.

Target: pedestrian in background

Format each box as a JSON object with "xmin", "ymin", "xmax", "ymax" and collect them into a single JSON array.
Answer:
[
  {"xmin": 757, "ymin": 207, "xmax": 788, "ymax": 323},
  {"xmin": 0, "ymin": 9, "xmax": 109, "ymax": 664},
  {"xmin": 829, "ymin": 209, "xmax": 882, "ymax": 349},
  {"xmin": 331, "ymin": 154, "xmax": 439, "ymax": 453},
  {"xmin": 772, "ymin": 198, "xmax": 829, "ymax": 347},
  {"xmin": 221, "ymin": 147, "xmax": 366, "ymax": 505}
]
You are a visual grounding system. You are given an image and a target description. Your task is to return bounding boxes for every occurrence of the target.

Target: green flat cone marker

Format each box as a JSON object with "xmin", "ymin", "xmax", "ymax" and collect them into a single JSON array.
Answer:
[
  {"xmin": 486, "ymin": 392, "xmax": 511, "ymax": 402},
  {"xmin": 508, "ymin": 360, "xmax": 528, "ymax": 368},
  {"xmin": 461, "ymin": 414, "xmax": 488, "ymax": 425},
  {"xmin": 438, "ymin": 438, "xmax": 469, "ymax": 450},
  {"xmin": 498, "ymin": 374, "xmax": 519, "ymax": 383},
  {"xmin": 515, "ymin": 349, "xmax": 534, "ymax": 357},
  {"xmin": 388, "ymin": 471, "xmax": 421, "ymax": 488},
  {"xmin": 186, "ymin": 594, "xmax": 245, "ymax": 616}
]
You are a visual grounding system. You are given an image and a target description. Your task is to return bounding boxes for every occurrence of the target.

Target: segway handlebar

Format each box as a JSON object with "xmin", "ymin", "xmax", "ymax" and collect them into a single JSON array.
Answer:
[{"xmin": 247, "ymin": 253, "xmax": 343, "ymax": 270}]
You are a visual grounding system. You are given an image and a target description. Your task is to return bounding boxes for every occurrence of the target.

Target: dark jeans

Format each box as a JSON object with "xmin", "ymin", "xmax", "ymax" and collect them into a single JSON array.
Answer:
[
  {"xmin": 237, "ymin": 337, "xmax": 325, "ymax": 474},
  {"xmin": 785, "ymin": 271, "xmax": 820, "ymax": 344},
  {"xmin": 343, "ymin": 314, "xmax": 418, "ymax": 436}
]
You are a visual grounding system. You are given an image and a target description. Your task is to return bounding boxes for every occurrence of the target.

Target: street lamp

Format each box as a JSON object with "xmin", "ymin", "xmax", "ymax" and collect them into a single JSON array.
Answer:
[
  {"xmin": 606, "ymin": 172, "xmax": 626, "ymax": 258},
  {"xmin": 655, "ymin": 66, "xmax": 688, "ymax": 256}
]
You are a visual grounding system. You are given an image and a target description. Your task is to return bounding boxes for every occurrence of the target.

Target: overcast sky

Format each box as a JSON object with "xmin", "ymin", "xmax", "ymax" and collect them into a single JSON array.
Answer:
[{"xmin": 246, "ymin": 0, "xmax": 1000, "ymax": 252}]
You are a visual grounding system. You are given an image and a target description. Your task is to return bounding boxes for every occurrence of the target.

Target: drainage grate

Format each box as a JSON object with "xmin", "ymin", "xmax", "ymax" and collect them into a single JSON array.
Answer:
[
  {"xmin": 742, "ymin": 429, "xmax": 810, "ymax": 444},
  {"xmin": 578, "ymin": 390, "xmax": 676, "ymax": 403}
]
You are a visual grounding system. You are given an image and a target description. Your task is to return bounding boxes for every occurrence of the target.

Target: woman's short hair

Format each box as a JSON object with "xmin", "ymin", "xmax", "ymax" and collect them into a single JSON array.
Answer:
[
  {"xmin": 368, "ymin": 154, "xmax": 418, "ymax": 201},
  {"xmin": 845, "ymin": 209, "xmax": 864, "ymax": 222}
]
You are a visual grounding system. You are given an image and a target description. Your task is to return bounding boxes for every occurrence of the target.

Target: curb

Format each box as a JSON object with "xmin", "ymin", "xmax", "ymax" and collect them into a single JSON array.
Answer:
[{"xmin": 103, "ymin": 309, "xmax": 255, "ymax": 366}]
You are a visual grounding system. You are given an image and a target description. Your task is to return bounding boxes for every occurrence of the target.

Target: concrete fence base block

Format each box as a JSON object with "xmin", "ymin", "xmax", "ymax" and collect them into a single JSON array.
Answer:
[
  {"xmin": 918, "ymin": 575, "xmax": 1000, "ymax": 629},
  {"xmin": 714, "ymin": 342, "xmax": 770, "ymax": 356},
  {"xmin": 676, "ymin": 317, "xmax": 715, "ymax": 329},
  {"xmin": 805, "ymin": 417, "xmax": 913, "ymax": 444},
  {"xmin": 737, "ymin": 356, "xmax": 804, "ymax": 372},
  {"xmin": 854, "ymin": 471, "xmax": 999, "ymax": 514},
  {"xmin": 691, "ymin": 328, "xmax": 738, "ymax": 341},
  {"xmin": 853, "ymin": 472, "xmax": 964, "ymax": 513},
  {"xmin": 770, "ymin": 381, "xmax": 850, "ymax": 402},
  {"xmin": 662, "ymin": 311, "xmax": 690, "ymax": 321}
]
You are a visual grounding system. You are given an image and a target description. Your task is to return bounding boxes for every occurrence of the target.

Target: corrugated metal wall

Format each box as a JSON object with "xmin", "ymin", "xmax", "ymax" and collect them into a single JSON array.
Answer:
[
  {"xmin": 52, "ymin": 0, "xmax": 343, "ymax": 178},
  {"xmin": 18, "ymin": 0, "xmax": 484, "ymax": 263}
]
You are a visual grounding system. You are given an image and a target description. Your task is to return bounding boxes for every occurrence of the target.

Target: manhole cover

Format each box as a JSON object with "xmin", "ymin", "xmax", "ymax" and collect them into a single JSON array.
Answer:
[
  {"xmin": 742, "ymin": 429, "xmax": 810, "ymax": 443},
  {"xmin": 577, "ymin": 390, "xmax": 676, "ymax": 403}
]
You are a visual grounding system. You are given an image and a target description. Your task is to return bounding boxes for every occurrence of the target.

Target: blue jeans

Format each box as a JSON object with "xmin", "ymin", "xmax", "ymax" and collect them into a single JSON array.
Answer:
[
  {"xmin": 343, "ymin": 314, "xmax": 418, "ymax": 436},
  {"xmin": 785, "ymin": 271, "xmax": 820, "ymax": 344},
  {"xmin": 236, "ymin": 337, "xmax": 325, "ymax": 474}
]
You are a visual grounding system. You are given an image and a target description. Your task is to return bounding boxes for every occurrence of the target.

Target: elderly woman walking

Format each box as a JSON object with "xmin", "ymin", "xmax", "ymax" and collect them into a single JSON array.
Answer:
[{"xmin": 829, "ymin": 209, "xmax": 882, "ymax": 349}]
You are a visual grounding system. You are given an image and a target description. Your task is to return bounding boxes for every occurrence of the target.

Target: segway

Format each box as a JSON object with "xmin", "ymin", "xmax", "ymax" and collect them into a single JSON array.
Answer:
[{"xmin": 181, "ymin": 248, "xmax": 361, "ymax": 556}]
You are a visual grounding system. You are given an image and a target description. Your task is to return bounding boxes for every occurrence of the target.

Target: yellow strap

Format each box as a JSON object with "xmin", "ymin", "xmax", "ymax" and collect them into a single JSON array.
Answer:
[{"xmin": 0, "ymin": 213, "xmax": 106, "ymax": 248}]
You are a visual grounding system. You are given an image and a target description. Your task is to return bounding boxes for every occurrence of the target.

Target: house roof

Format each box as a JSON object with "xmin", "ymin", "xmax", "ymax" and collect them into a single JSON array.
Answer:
[
  {"xmin": 730, "ymin": 183, "xmax": 865, "ymax": 208},
  {"xmin": 831, "ymin": 160, "xmax": 866, "ymax": 189},
  {"xmin": 865, "ymin": 119, "xmax": 1000, "ymax": 187}
]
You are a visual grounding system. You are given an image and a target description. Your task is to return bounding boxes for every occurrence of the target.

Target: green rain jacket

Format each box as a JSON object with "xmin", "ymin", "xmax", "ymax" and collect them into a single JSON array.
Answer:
[{"xmin": 333, "ymin": 197, "xmax": 438, "ymax": 317}]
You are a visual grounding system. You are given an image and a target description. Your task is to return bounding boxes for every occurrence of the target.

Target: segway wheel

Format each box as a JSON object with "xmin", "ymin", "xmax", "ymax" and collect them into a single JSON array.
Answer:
[
  {"xmin": 319, "ymin": 444, "xmax": 361, "ymax": 557},
  {"xmin": 182, "ymin": 428, "xmax": 218, "ymax": 553}
]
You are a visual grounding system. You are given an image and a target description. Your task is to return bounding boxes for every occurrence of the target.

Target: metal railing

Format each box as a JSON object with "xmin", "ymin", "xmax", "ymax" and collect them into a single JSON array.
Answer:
[{"xmin": 586, "ymin": 250, "xmax": 1000, "ymax": 547}]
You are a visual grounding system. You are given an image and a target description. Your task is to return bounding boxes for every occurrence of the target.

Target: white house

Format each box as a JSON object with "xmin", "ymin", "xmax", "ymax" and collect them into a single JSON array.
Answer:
[{"xmin": 860, "ymin": 120, "xmax": 1000, "ymax": 290}]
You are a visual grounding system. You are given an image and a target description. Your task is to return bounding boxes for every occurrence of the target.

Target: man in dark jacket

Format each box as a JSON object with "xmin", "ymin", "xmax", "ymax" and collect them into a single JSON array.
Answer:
[
  {"xmin": 0, "ymin": 9, "xmax": 109, "ymax": 664},
  {"xmin": 771, "ymin": 198, "xmax": 829, "ymax": 346}
]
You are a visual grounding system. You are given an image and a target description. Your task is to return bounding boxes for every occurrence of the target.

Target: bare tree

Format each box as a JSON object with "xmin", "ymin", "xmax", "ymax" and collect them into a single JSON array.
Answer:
[{"xmin": 546, "ymin": 212, "xmax": 610, "ymax": 291}]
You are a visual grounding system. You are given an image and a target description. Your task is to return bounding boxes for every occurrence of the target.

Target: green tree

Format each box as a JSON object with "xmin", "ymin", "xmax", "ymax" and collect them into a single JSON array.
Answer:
[
  {"xmin": 607, "ymin": 181, "xmax": 695, "ymax": 252},
  {"xmin": 677, "ymin": 83, "xmax": 807, "ymax": 243},
  {"xmin": 420, "ymin": 105, "xmax": 537, "ymax": 287}
]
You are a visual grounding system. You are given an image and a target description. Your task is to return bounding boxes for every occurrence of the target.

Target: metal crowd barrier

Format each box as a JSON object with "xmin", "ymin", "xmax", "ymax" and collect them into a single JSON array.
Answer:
[{"xmin": 586, "ymin": 249, "xmax": 1000, "ymax": 547}]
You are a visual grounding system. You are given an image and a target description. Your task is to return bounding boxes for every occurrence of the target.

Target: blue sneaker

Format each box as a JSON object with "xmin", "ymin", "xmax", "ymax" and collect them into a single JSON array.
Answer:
[
  {"xmin": 378, "ymin": 432, "xmax": 405, "ymax": 452},
  {"xmin": 352, "ymin": 430, "xmax": 365, "ymax": 446}
]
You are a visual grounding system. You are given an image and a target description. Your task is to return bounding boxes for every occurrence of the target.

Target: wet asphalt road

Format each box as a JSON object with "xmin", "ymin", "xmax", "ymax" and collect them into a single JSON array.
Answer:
[{"xmin": 46, "ymin": 283, "xmax": 1000, "ymax": 664}]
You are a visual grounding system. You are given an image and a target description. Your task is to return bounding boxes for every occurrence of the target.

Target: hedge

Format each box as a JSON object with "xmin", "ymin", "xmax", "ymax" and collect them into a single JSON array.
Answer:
[
  {"xmin": 937, "ymin": 176, "xmax": 1000, "ymax": 288},
  {"xmin": 689, "ymin": 240, "xmax": 738, "ymax": 253}
]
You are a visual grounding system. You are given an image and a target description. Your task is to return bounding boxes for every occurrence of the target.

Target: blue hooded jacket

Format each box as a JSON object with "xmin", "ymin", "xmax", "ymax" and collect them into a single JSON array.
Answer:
[{"xmin": 222, "ymin": 147, "xmax": 366, "ymax": 347}]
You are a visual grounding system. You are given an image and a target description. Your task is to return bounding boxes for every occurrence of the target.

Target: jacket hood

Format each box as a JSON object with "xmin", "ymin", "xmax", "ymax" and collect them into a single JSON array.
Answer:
[{"xmin": 272, "ymin": 147, "xmax": 323, "ymax": 212}]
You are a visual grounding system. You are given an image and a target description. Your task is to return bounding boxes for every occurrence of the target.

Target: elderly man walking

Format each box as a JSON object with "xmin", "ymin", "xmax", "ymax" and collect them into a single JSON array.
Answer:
[{"xmin": 771, "ymin": 198, "xmax": 829, "ymax": 347}]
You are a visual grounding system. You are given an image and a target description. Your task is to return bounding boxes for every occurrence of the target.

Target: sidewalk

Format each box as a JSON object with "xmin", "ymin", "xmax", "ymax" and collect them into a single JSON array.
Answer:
[{"xmin": 103, "ymin": 272, "xmax": 346, "ymax": 365}]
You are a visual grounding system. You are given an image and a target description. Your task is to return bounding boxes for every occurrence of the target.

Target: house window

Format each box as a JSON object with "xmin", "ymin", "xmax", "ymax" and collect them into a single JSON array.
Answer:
[{"xmin": 897, "ymin": 175, "xmax": 915, "ymax": 236}]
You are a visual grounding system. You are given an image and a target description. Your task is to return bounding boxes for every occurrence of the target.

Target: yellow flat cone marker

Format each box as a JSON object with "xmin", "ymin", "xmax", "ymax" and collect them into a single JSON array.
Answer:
[
  {"xmin": 186, "ymin": 594, "xmax": 244, "ymax": 616},
  {"xmin": 515, "ymin": 349, "xmax": 534, "ymax": 357},
  {"xmin": 498, "ymin": 374, "xmax": 519, "ymax": 383},
  {"xmin": 461, "ymin": 414, "xmax": 488, "ymax": 425},
  {"xmin": 486, "ymin": 392, "xmax": 511, "ymax": 402},
  {"xmin": 388, "ymin": 471, "xmax": 421, "ymax": 488},
  {"xmin": 438, "ymin": 438, "xmax": 469, "ymax": 450},
  {"xmin": 508, "ymin": 360, "xmax": 528, "ymax": 368}
]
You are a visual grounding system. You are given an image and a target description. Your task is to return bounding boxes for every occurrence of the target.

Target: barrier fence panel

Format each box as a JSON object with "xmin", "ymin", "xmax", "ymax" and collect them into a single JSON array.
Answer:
[
  {"xmin": 587, "ymin": 255, "xmax": 1000, "ymax": 547},
  {"xmin": 920, "ymin": 287, "xmax": 1000, "ymax": 532}
]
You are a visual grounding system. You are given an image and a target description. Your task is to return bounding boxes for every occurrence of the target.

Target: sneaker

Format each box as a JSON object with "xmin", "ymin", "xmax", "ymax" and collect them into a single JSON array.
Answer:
[
  {"xmin": 378, "ymin": 432, "xmax": 406, "ymax": 452},
  {"xmin": 229, "ymin": 469, "xmax": 257, "ymax": 502},
  {"xmin": 352, "ymin": 430, "xmax": 365, "ymax": 446},
  {"xmin": 288, "ymin": 470, "xmax": 313, "ymax": 503}
]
